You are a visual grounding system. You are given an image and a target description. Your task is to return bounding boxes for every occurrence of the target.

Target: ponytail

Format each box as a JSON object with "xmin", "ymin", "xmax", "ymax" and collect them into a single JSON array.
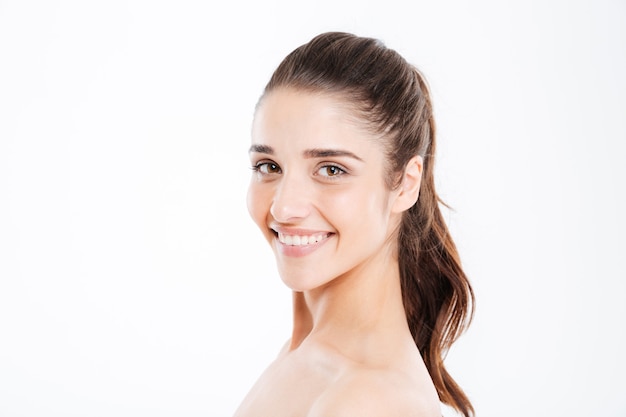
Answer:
[{"xmin": 399, "ymin": 107, "xmax": 475, "ymax": 417}]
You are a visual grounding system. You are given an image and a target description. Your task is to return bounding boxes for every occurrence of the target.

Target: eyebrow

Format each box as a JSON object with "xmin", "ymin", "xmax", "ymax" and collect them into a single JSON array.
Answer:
[
  {"xmin": 303, "ymin": 148, "xmax": 364, "ymax": 161},
  {"xmin": 249, "ymin": 144, "xmax": 274, "ymax": 154},
  {"xmin": 249, "ymin": 144, "xmax": 363, "ymax": 162}
]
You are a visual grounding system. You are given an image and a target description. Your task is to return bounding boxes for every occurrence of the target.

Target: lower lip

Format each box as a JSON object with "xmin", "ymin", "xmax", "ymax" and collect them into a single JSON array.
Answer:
[{"xmin": 275, "ymin": 235, "xmax": 332, "ymax": 258}]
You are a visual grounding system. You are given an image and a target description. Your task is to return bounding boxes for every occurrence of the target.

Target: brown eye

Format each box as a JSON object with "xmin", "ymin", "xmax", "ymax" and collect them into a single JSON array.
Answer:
[
  {"xmin": 254, "ymin": 162, "xmax": 281, "ymax": 174},
  {"xmin": 318, "ymin": 165, "xmax": 345, "ymax": 177}
]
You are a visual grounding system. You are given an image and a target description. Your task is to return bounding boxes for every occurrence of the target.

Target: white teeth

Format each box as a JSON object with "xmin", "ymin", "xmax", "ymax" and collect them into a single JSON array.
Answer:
[{"xmin": 278, "ymin": 232, "xmax": 329, "ymax": 246}]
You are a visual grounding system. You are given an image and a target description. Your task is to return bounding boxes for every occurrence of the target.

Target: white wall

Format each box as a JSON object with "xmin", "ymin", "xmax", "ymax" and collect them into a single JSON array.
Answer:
[{"xmin": 1, "ymin": 1, "xmax": 625, "ymax": 416}]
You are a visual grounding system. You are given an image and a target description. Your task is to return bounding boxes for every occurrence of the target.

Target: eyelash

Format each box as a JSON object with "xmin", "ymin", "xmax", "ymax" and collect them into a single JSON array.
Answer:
[
  {"xmin": 251, "ymin": 161, "xmax": 281, "ymax": 174},
  {"xmin": 250, "ymin": 161, "xmax": 348, "ymax": 180},
  {"xmin": 316, "ymin": 164, "xmax": 347, "ymax": 179}
]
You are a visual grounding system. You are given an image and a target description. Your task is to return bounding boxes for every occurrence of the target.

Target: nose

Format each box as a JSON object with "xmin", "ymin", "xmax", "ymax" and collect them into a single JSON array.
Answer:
[{"xmin": 270, "ymin": 173, "xmax": 312, "ymax": 223}]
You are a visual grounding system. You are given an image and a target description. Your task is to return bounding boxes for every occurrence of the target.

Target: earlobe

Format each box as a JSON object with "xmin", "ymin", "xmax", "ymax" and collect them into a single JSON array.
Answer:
[{"xmin": 392, "ymin": 155, "xmax": 423, "ymax": 213}]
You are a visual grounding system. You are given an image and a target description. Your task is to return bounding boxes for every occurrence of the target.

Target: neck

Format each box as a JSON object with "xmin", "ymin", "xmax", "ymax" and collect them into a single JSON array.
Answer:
[{"xmin": 289, "ymin": 246, "xmax": 410, "ymax": 360}]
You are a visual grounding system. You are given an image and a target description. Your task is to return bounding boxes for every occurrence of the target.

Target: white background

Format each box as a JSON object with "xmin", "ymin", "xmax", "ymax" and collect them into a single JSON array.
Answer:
[{"xmin": 1, "ymin": 1, "xmax": 625, "ymax": 416}]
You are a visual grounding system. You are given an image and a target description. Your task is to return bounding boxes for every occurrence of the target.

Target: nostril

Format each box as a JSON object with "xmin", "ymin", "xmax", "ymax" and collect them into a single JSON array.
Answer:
[{"xmin": 270, "ymin": 198, "xmax": 311, "ymax": 223}]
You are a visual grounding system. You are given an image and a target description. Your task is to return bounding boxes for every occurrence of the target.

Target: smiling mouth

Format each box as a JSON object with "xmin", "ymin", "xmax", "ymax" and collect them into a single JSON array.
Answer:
[{"xmin": 276, "ymin": 232, "xmax": 332, "ymax": 246}]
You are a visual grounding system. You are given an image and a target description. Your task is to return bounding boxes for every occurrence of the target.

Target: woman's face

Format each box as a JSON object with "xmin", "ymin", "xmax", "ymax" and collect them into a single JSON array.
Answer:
[{"xmin": 247, "ymin": 88, "xmax": 405, "ymax": 291}]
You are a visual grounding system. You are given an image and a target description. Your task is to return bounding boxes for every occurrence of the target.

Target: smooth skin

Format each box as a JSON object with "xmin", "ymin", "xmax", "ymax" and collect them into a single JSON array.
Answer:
[{"xmin": 235, "ymin": 88, "xmax": 440, "ymax": 417}]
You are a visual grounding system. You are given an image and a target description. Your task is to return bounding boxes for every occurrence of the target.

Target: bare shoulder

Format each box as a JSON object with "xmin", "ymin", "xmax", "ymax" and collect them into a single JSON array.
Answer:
[{"xmin": 308, "ymin": 367, "xmax": 441, "ymax": 417}]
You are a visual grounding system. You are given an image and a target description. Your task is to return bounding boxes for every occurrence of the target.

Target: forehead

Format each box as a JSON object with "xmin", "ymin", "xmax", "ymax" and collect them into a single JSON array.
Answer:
[{"xmin": 252, "ymin": 88, "xmax": 377, "ymax": 148}]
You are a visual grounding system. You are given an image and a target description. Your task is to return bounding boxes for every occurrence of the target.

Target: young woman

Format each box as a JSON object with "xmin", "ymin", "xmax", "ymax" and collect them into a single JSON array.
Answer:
[{"xmin": 235, "ymin": 32, "xmax": 474, "ymax": 417}]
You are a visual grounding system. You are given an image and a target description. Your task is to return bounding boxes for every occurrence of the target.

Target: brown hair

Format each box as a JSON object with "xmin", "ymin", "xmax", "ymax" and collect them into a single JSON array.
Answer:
[{"xmin": 261, "ymin": 32, "xmax": 475, "ymax": 417}]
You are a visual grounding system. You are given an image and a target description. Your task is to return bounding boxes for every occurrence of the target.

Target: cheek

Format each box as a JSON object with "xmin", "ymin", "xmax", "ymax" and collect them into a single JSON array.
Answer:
[
  {"xmin": 247, "ymin": 181, "xmax": 268, "ymax": 229},
  {"xmin": 324, "ymin": 184, "xmax": 391, "ymax": 231}
]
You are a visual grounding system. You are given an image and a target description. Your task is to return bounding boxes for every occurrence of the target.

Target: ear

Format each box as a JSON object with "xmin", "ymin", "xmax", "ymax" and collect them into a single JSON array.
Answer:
[{"xmin": 392, "ymin": 155, "xmax": 423, "ymax": 213}]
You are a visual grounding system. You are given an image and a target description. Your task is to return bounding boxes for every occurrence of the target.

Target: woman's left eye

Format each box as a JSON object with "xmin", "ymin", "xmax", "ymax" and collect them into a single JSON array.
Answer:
[{"xmin": 317, "ymin": 165, "xmax": 346, "ymax": 178}]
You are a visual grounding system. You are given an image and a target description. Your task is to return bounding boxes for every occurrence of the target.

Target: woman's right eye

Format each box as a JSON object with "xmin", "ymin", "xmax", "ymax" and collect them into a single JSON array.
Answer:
[{"xmin": 252, "ymin": 162, "xmax": 281, "ymax": 174}]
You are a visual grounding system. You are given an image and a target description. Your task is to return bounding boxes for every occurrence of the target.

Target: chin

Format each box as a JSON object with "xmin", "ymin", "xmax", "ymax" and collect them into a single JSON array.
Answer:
[{"xmin": 278, "ymin": 270, "xmax": 331, "ymax": 292}]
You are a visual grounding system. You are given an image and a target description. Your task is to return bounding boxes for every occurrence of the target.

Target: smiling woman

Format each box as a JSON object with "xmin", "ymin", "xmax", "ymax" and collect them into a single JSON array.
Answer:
[{"xmin": 235, "ymin": 32, "xmax": 474, "ymax": 417}]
